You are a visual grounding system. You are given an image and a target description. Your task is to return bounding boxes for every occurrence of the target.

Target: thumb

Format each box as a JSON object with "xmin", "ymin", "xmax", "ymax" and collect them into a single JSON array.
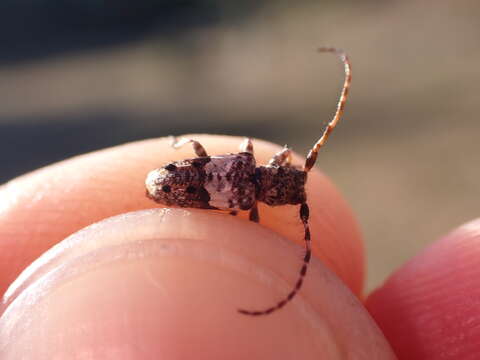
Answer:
[{"xmin": 1, "ymin": 208, "xmax": 394, "ymax": 359}]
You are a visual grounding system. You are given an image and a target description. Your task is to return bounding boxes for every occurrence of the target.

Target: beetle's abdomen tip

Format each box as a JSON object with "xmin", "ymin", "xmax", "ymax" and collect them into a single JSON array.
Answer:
[{"xmin": 145, "ymin": 168, "xmax": 166, "ymax": 200}]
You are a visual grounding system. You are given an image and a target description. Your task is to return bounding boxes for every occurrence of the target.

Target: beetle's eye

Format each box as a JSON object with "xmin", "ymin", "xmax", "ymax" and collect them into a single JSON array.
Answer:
[
  {"xmin": 165, "ymin": 164, "xmax": 177, "ymax": 171},
  {"xmin": 186, "ymin": 186, "xmax": 196, "ymax": 194},
  {"xmin": 162, "ymin": 185, "xmax": 171, "ymax": 193}
]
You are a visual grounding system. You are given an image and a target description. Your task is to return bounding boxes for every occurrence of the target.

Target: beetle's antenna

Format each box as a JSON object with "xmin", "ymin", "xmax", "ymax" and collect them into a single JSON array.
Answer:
[
  {"xmin": 238, "ymin": 203, "xmax": 311, "ymax": 316},
  {"xmin": 304, "ymin": 47, "xmax": 352, "ymax": 172}
]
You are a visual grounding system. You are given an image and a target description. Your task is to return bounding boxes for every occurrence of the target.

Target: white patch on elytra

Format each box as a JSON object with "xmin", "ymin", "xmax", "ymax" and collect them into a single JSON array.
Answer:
[{"xmin": 204, "ymin": 156, "xmax": 236, "ymax": 209}]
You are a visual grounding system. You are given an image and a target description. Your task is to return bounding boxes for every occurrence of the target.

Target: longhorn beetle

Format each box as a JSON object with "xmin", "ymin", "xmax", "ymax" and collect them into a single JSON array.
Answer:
[{"xmin": 145, "ymin": 47, "xmax": 351, "ymax": 316}]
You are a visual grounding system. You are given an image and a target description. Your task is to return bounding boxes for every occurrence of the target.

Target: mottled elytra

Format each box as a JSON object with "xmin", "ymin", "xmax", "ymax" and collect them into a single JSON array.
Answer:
[{"xmin": 145, "ymin": 47, "xmax": 352, "ymax": 316}]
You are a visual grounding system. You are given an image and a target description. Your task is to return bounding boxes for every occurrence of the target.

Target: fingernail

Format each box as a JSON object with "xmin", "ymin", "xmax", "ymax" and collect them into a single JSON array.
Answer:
[{"xmin": 1, "ymin": 208, "xmax": 394, "ymax": 359}]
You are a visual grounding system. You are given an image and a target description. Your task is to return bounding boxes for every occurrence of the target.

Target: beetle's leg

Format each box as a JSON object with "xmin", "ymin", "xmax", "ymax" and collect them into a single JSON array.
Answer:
[
  {"xmin": 239, "ymin": 138, "xmax": 254, "ymax": 154},
  {"xmin": 248, "ymin": 202, "xmax": 259, "ymax": 223},
  {"xmin": 229, "ymin": 210, "xmax": 238, "ymax": 216},
  {"xmin": 238, "ymin": 202, "xmax": 311, "ymax": 316},
  {"xmin": 268, "ymin": 146, "xmax": 292, "ymax": 166},
  {"xmin": 170, "ymin": 136, "xmax": 208, "ymax": 157}
]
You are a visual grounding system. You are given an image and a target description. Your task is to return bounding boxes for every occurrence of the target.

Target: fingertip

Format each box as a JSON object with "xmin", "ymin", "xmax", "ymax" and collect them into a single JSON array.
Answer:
[
  {"xmin": 366, "ymin": 218, "xmax": 480, "ymax": 359},
  {"xmin": 1, "ymin": 209, "xmax": 390, "ymax": 359}
]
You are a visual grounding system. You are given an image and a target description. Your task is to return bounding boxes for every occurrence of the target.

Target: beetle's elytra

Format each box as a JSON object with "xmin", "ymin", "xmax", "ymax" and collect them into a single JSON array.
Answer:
[{"xmin": 146, "ymin": 47, "xmax": 352, "ymax": 316}]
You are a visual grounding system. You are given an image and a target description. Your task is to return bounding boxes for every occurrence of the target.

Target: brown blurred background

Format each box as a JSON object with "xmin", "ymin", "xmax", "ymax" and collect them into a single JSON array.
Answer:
[{"xmin": 0, "ymin": 0, "xmax": 478, "ymax": 291}]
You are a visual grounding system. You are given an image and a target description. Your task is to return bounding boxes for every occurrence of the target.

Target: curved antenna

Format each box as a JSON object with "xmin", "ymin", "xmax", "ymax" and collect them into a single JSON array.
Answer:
[
  {"xmin": 304, "ymin": 47, "xmax": 352, "ymax": 172},
  {"xmin": 237, "ymin": 47, "xmax": 351, "ymax": 317}
]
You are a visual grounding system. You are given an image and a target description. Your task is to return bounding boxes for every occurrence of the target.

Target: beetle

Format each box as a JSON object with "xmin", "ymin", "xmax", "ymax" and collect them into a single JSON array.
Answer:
[{"xmin": 145, "ymin": 47, "xmax": 352, "ymax": 316}]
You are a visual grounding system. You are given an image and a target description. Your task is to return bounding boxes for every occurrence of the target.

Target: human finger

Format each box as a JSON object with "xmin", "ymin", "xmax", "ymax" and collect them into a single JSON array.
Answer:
[
  {"xmin": 366, "ymin": 218, "xmax": 480, "ymax": 359},
  {"xmin": 0, "ymin": 134, "xmax": 363, "ymax": 297},
  {"xmin": 1, "ymin": 208, "xmax": 393, "ymax": 359}
]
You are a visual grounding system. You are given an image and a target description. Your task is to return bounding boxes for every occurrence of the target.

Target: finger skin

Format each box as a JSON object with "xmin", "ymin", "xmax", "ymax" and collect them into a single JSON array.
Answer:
[
  {"xmin": 1, "ymin": 209, "xmax": 394, "ymax": 359},
  {"xmin": 0, "ymin": 134, "xmax": 363, "ymax": 297},
  {"xmin": 366, "ymin": 219, "xmax": 480, "ymax": 360}
]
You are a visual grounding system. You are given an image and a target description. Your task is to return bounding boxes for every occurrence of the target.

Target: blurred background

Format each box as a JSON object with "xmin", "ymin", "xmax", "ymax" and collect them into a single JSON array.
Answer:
[{"xmin": 0, "ymin": 0, "xmax": 478, "ymax": 291}]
